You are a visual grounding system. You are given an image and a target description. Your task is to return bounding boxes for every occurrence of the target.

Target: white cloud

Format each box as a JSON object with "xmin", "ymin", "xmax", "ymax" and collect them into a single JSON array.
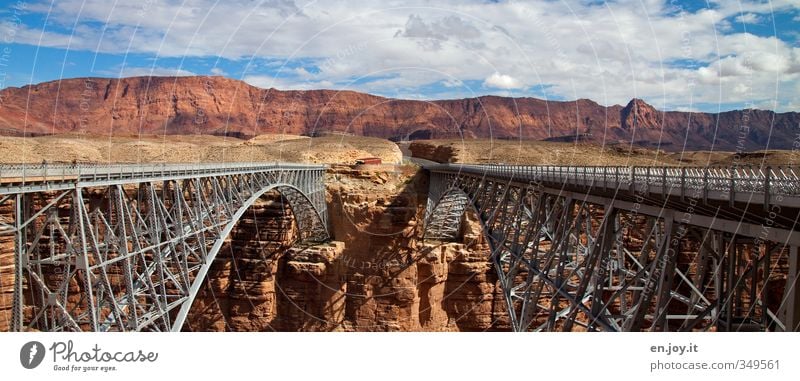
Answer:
[
  {"xmin": 99, "ymin": 66, "xmax": 196, "ymax": 77},
  {"xmin": 483, "ymin": 72, "xmax": 522, "ymax": 89},
  {"xmin": 8, "ymin": 0, "xmax": 800, "ymax": 110},
  {"xmin": 734, "ymin": 13, "xmax": 763, "ymax": 24},
  {"xmin": 293, "ymin": 67, "xmax": 313, "ymax": 79},
  {"xmin": 442, "ymin": 78, "xmax": 464, "ymax": 88},
  {"xmin": 209, "ymin": 67, "xmax": 226, "ymax": 76},
  {"xmin": 243, "ymin": 75, "xmax": 333, "ymax": 90}
]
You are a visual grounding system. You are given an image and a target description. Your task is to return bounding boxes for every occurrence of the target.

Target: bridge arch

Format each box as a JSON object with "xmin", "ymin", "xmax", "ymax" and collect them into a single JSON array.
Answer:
[
  {"xmin": 423, "ymin": 183, "xmax": 537, "ymax": 247},
  {"xmin": 423, "ymin": 174, "xmax": 579, "ymax": 332},
  {"xmin": 423, "ymin": 187, "xmax": 476, "ymax": 241},
  {"xmin": 423, "ymin": 180, "xmax": 556, "ymax": 333},
  {"xmin": 423, "ymin": 164, "xmax": 800, "ymax": 332},
  {"xmin": 172, "ymin": 182, "xmax": 327, "ymax": 331},
  {"xmin": 2, "ymin": 163, "xmax": 330, "ymax": 332}
]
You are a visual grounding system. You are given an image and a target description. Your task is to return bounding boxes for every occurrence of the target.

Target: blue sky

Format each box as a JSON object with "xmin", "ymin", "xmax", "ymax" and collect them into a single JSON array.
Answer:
[{"xmin": 0, "ymin": 0, "xmax": 798, "ymax": 112}]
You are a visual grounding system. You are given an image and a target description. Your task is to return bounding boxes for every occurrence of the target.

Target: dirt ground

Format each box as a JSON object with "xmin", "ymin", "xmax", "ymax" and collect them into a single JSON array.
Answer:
[
  {"xmin": 2, "ymin": 134, "xmax": 795, "ymax": 167},
  {"xmin": 408, "ymin": 139, "xmax": 681, "ymax": 166},
  {"xmin": 0, "ymin": 134, "xmax": 403, "ymax": 165},
  {"xmin": 669, "ymin": 150, "xmax": 800, "ymax": 166},
  {"xmin": 407, "ymin": 139, "xmax": 800, "ymax": 166}
]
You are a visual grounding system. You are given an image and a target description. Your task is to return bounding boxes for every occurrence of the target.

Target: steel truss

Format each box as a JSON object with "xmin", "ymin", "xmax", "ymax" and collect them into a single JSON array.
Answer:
[
  {"xmin": 1, "ymin": 163, "xmax": 328, "ymax": 332},
  {"xmin": 424, "ymin": 165, "xmax": 800, "ymax": 332}
]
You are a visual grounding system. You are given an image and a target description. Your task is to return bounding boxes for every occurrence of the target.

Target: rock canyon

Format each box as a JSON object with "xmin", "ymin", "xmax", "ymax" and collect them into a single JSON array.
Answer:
[{"xmin": 1, "ymin": 76, "xmax": 798, "ymax": 151}]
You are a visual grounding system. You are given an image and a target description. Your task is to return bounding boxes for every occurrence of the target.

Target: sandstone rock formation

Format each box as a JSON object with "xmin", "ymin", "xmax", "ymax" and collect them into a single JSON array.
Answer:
[
  {"xmin": 0, "ymin": 76, "xmax": 796, "ymax": 151},
  {"xmin": 0, "ymin": 205, "xmax": 12, "ymax": 329},
  {"xmin": 184, "ymin": 164, "xmax": 510, "ymax": 331},
  {"xmin": 321, "ymin": 164, "xmax": 509, "ymax": 331}
]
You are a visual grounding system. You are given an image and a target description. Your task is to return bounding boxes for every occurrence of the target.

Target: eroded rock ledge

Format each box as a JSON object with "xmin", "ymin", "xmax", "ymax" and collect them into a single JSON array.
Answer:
[{"xmin": 186, "ymin": 164, "xmax": 510, "ymax": 331}]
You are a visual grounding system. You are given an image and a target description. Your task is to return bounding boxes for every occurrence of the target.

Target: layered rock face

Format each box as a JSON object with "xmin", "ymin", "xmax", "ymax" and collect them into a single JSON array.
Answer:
[
  {"xmin": 0, "ymin": 76, "xmax": 797, "ymax": 151},
  {"xmin": 186, "ymin": 194, "xmax": 348, "ymax": 332},
  {"xmin": 187, "ymin": 164, "xmax": 510, "ymax": 331},
  {"xmin": 0, "ymin": 165, "xmax": 510, "ymax": 332},
  {"xmin": 325, "ymin": 165, "xmax": 509, "ymax": 331},
  {"xmin": 0, "ymin": 202, "xmax": 13, "ymax": 328}
]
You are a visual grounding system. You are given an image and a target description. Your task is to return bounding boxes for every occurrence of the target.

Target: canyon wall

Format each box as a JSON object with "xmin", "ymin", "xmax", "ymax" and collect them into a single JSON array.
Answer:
[
  {"xmin": 185, "ymin": 164, "xmax": 510, "ymax": 331},
  {"xmin": 0, "ymin": 165, "xmax": 509, "ymax": 332},
  {"xmin": 0, "ymin": 202, "xmax": 12, "ymax": 329},
  {"xmin": 0, "ymin": 76, "xmax": 797, "ymax": 151},
  {"xmin": 324, "ymin": 164, "xmax": 509, "ymax": 331}
]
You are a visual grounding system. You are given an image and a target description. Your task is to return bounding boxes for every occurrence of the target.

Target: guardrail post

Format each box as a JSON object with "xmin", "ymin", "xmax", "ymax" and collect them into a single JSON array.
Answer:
[
  {"xmin": 764, "ymin": 166, "xmax": 771, "ymax": 209},
  {"xmin": 702, "ymin": 168, "xmax": 709, "ymax": 204},
  {"xmin": 680, "ymin": 167, "xmax": 686, "ymax": 201},
  {"xmin": 661, "ymin": 167, "xmax": 667, "ymax": 198},
  {"xmin": 729, "ymin": 168, "xmax": 735, "ymax": 207},
  {"xmin": 629, "ymin": 166, "xmax": 635, "ymax": 193}
]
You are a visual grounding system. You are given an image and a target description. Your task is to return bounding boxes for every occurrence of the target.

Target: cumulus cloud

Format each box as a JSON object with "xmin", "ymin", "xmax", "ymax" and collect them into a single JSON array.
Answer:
[
  {"xmin": 100, "ymin": 66, "xmax": 196, "ymax": 77},
  {"xmin": 442, "ymin": 78, "xmax": 464, "ymax": 88},
  {"xmin": 243, "ymin": 75, "xmax": 333, "ymax": 90},
  {"xmin": 734, "ymin": 13, "xmax": 763, "ymax": 24},
  {"xmin": 7, "ymin": 0, "xmax": 800, "ymax": 111},
  {"xmin": 483, "ymin": 72, "xmax": 522, "ymax": 89},
  {"xmin": 395, "ymin": 14, "xmax": 483, "ymax": 50}
]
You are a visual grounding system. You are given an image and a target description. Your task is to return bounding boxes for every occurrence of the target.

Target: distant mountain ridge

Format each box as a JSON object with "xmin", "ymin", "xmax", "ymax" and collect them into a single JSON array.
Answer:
[{"xmin": 0, "ymin": 76, "xmax": 796, "ymax": 151}]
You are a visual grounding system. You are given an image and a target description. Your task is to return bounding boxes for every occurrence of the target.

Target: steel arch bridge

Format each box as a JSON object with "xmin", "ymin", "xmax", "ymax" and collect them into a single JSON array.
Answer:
[
  {"xmin": 0, "ymin": 163, "xmax": 328, "ymax": 332},
  {"xmin": 424, "ymin": 164, "xmax": 800, "ymax": 332}
]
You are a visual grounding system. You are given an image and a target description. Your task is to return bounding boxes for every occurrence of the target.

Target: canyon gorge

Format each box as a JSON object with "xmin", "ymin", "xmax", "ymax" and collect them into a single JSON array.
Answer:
[
  {"xmin": 184, "ymin": 164, "xmax": 509, "ymax": 331},
  {"xmin": 0, "ymin": 164, "xmax": 511, "ymax": 332},
  {"xmin": 0, "ymin": 162, "xmax": 790, "ymax": 332}
]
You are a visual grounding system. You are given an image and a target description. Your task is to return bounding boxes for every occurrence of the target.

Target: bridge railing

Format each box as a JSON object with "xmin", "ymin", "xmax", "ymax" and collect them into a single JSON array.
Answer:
[
  {"xmin": 0, "ymin": 162, "xmax": 327, "ymax": 194},
  {"xmin": 0, "ymin": 162, "xmax": 325, "ymax": 181},
  {"xmin": 426, "ymin": 164, "xmax": 800, "ymax": 197}
]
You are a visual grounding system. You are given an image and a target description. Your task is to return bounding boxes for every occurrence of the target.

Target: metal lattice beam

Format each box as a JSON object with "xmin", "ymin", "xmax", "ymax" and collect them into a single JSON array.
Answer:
[
  {"xmin": 1, "ymin": 163, "xmax": 328, "ymax": 332},
  {"xmin": 424, "ymin": 164, "xmax": 800, "ymax": 332}
]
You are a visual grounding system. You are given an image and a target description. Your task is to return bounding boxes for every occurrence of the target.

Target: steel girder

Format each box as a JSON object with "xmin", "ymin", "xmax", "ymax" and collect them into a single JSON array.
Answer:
[
  {"xmin": 1, "ymin": 164, "xmax": 328, "ymax": 332},
  {"xmin": 424, "ymin": 167, "xmax": 800, "ymax": 332}
]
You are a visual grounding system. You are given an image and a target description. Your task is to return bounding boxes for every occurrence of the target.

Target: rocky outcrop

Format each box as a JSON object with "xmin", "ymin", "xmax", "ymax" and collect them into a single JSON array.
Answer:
[
  {"xmin": 186, "ymin": 194, "xmax": 351, "ymax": 332},
  {"xmin": 407, "ymin": 142, "xmax": 459, "ymax": 163},
  {"xmin": 0, "ymin": 76, "xmax": 797, "ymax": 151},
  {"xmin": 185, "ymin": 164, "xmax": 509, "ymax": 332},
  {"xmin": 621, "ymin": 98, "xmax": 661, "ymax": 130},
  {"xmin": 325, "ymin": 164, "xmax": 509, "ymax": 331},
  {"xmin": 0, "ymin": 206, "xmax": 13, "ymax": 329}
]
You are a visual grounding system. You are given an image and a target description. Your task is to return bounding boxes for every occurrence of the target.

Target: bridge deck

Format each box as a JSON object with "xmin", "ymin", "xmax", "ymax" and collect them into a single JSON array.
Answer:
[
  {"xmin": 424, "ymin": 164, "xmax": 800, "ymax": 206},
  {"xmin": 426, "ymin": 163, "xmax": 800, "ymax": 244},
  {"xmin": 0, "ymin": 162, "xmax": 326, "ymax": 194}
]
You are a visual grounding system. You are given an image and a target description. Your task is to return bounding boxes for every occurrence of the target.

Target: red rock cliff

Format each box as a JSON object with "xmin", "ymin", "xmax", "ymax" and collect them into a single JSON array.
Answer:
[{"xmin": 0, "ymin": 76, "xmax": 797, "ymax": 151}]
